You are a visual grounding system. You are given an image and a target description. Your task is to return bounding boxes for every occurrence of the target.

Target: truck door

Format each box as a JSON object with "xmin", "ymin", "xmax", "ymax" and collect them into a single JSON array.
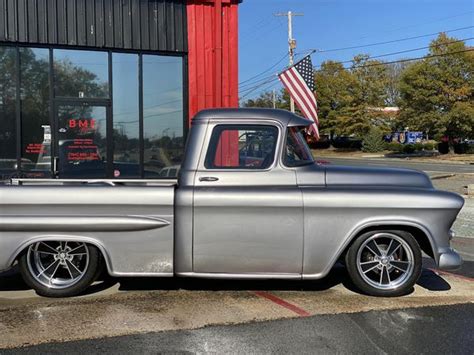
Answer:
[{"xmin": 192, "ymin": 123, "xmax": 304, "ymax": 275}]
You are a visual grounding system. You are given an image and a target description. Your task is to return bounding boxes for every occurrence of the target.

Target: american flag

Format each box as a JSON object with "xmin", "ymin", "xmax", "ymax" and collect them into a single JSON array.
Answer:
[{"xmin": 278, "ymin": 55, "xmax": 319, "ymax": 139}]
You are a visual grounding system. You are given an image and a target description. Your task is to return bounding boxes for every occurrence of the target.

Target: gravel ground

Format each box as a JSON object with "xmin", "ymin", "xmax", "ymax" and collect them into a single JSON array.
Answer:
[{"xmin": 431, "ymin": 173, "xmax": 474, "ymax": 195}]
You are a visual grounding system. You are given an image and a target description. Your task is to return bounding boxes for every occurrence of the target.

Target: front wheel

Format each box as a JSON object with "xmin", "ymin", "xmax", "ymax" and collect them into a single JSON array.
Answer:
[
  {"xmin": 19, "ymin": 241, "xmax": 101, "ymax": 297},
  {"xmin": 345, "ymin": 230, "xmax": 422, "ymax": 297}
]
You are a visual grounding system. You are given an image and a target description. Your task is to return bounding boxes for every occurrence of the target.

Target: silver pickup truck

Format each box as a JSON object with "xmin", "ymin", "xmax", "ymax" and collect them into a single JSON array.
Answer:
[{"xmin": 0, "ymin": 108, "xmax": 463, "ymax": 298}]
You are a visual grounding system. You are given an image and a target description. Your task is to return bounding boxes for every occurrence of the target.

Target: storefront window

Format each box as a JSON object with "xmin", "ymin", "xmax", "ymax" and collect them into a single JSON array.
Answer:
[
  {"xmin": 0, "ymin": 46, "xmax": 17, "ymax": 180},
  {"xmin": 112, "ymin": 53, "xmax": 140, "ymax": 178},
  {"xmin": 0, "ymin": 45, "xmax": 185, "ymax": 181},
  {"xmin": 20, "ymin": 48, "xmax": 51, "ymax": 178},
  {"xmin": 143, "ymin": 55, "xmax": 184, "ymax": 178},
  {"xmin": 54, "ymin": 49, "xmax": 109, "ymax": 98}
]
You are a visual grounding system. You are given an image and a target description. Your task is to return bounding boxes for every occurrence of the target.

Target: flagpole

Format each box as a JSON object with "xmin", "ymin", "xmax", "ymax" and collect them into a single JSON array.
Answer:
[
  {"xmin": 275, "ymin": 11, "xmax": 303, "ymax": 113},
  {"xmin": 288, "ymin": 11, "xmax": 295, "ymax": 113}
]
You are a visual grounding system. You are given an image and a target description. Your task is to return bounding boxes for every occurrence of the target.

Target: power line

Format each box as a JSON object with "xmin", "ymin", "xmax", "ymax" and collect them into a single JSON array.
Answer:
[
  {"xmin": 314, "ymin": 37, "xmax": 474, "ymax": 68},
  {"xmin": 239, "ymin": 76, "xmax": 279, "ymax": 99},
  {"xmin": 322, "ymin": 48, "xmax": 474, "ymax": 71},
  {"xmin": 242, "ymin": 37, "xmax": 472, "ymax": 91},
  {"xmin": 239, "ymin": 53, "xmax": 288, "ymax": 86},
  {"xmin": 297, "ymin": 25, "xmax": 474, "ymax": 55},
  {"xmin": 241, "ymin": 48, "xmax": 474, "ymax": 99},
  {"xmin": 239, "ymin": 71, "xmax": 282, "ymax": 90}
]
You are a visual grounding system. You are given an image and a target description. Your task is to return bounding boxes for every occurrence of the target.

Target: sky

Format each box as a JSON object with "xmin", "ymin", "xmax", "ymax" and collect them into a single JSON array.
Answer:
[{"xmin": 238, "ymin": 0, "xmax": 474, "ymax": 100}]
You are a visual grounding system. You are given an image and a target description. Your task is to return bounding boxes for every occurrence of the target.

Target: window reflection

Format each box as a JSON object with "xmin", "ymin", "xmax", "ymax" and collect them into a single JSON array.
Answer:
[
  {"xmin": 112, "ymin": 53, "xmax": 140, "ymax": 178},
  {"xmin": 54, "ymin": 49, "xmax": 109, "ymax": 98},
  {"xmin": 20, "ymin": 48, "xmax": 51, "ymax": 178},
  {"xmin": 143, "ymin": 55, "xmax": 184, "ymax": 178},
  {"xmin": 0, "ymin": 46, "xmax": 17, "ymax": 180}
]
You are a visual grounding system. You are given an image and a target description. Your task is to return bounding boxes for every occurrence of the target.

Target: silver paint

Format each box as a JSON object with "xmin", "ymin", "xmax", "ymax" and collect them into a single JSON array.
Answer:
[{"xmin": 0, "ymin": 108, "xmax": 463, "ymax": 281}]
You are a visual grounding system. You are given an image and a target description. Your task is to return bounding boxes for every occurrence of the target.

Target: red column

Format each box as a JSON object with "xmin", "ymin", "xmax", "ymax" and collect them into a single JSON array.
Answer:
[{"xmin": 187, "ymin": 0, "xmax": 240, "ymax": 122}]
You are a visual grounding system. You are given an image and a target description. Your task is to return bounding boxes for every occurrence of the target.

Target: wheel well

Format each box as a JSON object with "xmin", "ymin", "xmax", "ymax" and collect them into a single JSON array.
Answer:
[
  {"xmin": 14, "ymin": 240, "xmax": 109, "ymax": 272},
  {"xmin": 341, "ymin": 225, "xmax": 434, "ymax": 260}
]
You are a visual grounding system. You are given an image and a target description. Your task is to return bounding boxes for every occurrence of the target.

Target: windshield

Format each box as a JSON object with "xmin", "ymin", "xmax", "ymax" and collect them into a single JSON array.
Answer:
[{"xmin": 284, "ymin": 127, "xmax": 314, "ymax": 167}]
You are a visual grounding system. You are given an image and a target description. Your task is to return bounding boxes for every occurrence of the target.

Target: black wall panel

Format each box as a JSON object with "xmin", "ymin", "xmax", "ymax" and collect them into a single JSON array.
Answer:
[{"xmin": 0, "ymin": 0, "xmax": 187, "ymax": 53}]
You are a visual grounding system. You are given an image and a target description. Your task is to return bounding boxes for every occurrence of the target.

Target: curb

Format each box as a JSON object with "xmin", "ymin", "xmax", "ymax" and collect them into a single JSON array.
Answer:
[{"xmin": 430, "ymin": 174, "xmax": 456, "ymax": 180}]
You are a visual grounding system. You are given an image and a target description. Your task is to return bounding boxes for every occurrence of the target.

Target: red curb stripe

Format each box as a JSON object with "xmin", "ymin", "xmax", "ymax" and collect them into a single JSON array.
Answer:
[
  {"xmin": 254, "ymin": 291, "xmax": 311, "ymax": 317},
  {"xmin": 429, "ymin": 268, "xmax": 474, "ymax": 282}
]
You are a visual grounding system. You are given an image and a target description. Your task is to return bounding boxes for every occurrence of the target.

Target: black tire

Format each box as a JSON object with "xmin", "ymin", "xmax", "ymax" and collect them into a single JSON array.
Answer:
[
  {"xmin": 19, "ymin": 242, "xmax": 102, "ymax": 298},
  {"xmin": 345, "ymin": 230, "xmax": 422, "ymax": 297}
]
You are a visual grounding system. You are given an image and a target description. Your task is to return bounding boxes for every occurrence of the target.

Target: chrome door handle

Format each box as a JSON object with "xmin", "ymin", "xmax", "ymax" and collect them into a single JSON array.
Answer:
[{"xmin": 199, "ymin": 176, "xmax": 219, "ymax": 182}]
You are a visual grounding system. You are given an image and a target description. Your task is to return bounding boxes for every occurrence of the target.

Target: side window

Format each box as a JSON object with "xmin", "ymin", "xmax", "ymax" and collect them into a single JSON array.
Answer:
[
  {"xmin": 205, "ymin": 125, "xmax": 279, "ymax": 169},
  {"xmin": 285, "ymin": 127, "xmax": 314, "ymax": 167}
]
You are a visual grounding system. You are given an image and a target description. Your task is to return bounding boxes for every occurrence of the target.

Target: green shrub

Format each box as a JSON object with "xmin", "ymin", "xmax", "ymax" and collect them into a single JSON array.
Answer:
[
  {"xmin": 413, "ymin": 142, "xmax": 424, "ymax": 151},
  {"xmin": 362, "ymin": 128, "xmax": 386, "ymax": 153},
  {"xmin": 423, "ymin": 142, "xmax": 435, "ymax": 151},
  {"xmin": 403, "ymin": 144, "xmax": 416, "ymax": 154},
  {"xmin": 386, "ymin": 142, "xmax": 403, "ymax": 152}
]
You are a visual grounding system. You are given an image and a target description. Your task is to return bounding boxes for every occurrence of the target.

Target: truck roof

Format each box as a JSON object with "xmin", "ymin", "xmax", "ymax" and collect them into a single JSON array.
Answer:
[{"xmin": 192, "ymin": 108, "xmax": 312, "ymax": 127}]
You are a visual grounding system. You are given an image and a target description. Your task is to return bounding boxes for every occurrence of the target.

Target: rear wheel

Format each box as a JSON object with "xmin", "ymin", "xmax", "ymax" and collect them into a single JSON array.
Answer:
[
  {"xmin": 19, "ymin": 241, "xmax": 101, "ymax": 297},
  {"xmin": 346, "ymin": 230, "xmax": 422, "ymax": 297}
]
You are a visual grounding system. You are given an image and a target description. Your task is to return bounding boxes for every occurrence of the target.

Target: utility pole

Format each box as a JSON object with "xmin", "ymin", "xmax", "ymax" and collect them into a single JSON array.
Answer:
[
  {"xmin": 272, "ymin": 89, "xmax": 276, "ymax": 109},
  {"xmin": 274, "ymin": 11, "xmax": 303, "ymax": 113}
]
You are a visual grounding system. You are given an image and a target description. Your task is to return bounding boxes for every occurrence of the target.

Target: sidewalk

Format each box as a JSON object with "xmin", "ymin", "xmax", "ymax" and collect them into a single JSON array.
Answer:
[{"xmin": 313, "ymin": 149, "xmax": 474, "ymax": 165}]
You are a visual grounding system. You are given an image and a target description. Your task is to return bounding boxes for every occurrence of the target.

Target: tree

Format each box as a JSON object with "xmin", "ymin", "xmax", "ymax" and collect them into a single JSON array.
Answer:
[
  {"xmin": 398, "ymin": 33, "xmax": 474, "ymax": 140},
  {"xmin": 241, "ymin": 88, "xmax": 290, "ymax": 110},
  {"xmin": 314, "ymin": 60, "xmax": 355, "ymax": 138}
]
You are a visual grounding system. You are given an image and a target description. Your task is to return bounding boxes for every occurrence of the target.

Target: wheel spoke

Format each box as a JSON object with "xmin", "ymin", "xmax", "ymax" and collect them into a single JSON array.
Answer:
[
  {"xmin": 366, "ymin": 240, "xmax": 383, "ymax": 257},
  {"xmin": 35, "ymin": 250, "xmax": 57, "ymax": 256},
  {"xmin": 379, "ymin": 266, "xmax": 384, "ymax": 285},
  {"xmin": 383, "ymin": 266, "xmax": 391, "ymax": 284},
  {"xmin": 362, "ymin": 263, "xmax": 380, "ymax": 274},
  {"xmin": 48, "ymin": 261, "xmax": 62, "ymax": 285},
  {"xmin": 40, "ymin": 242, "xmax": 58, "ymax": 253},
  {"xmin": 68, "ymin": 252, "xmax": 88, "ymax": 256},
  {"xmin": 36, "ymin": 259, "xmax": 60, "ymax": 278},
  {"xmin": 387, "ymin": 240, "xmax": 402, "ymax": 257},
  {"xmin": 66, "ymin": 259, "xmax": 83, "ymax": 276},
  {"xmin": 64, "ymin": 261, "xmax": 75, "ymax": 279},
  {"xmin": 67, "ymin": 244, "xmax": 86, "ymax": 254},
  {"xmin": 390, "ymin": 260, "xmax": 410, "ymax": 272},
  {"xmin": 360, "ymin": 260, "xmax": 379, "ymax": 272}
]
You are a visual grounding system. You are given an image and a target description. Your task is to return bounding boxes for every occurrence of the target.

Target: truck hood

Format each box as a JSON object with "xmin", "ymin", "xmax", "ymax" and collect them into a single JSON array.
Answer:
[
  {"xmin": 295, "ymin": 163, "xmax": 433, "ymax": 189},
  {"xmin": 324, "ymin": 165, "xmax": 433, "ymax": 188}
]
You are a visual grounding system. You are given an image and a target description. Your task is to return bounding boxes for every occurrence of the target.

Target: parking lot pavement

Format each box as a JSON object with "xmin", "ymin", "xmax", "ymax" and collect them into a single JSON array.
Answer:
[
  {"xmin": 0, "ymin": 265, "xmax": 473, "ymax": 349},
  {"xmin": 6, "ymin": 303, "xmax": 473, "ymax": 354}
]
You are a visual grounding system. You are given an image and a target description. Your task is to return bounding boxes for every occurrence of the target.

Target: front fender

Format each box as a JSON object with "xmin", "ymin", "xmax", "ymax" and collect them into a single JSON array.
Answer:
[{"xmin": 300, "ymin": 187, "xmax": 464, "ymax": 279}]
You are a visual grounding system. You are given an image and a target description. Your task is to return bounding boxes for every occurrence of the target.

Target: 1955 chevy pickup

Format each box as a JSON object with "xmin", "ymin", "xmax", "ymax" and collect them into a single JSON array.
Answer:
[{"xmin": 0, "ymin": 108, "xmax": 463, "ymax": 297}]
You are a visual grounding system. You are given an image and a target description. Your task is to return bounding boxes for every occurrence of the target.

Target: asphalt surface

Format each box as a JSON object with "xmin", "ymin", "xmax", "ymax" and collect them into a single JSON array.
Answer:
[
  {"xmin": 322, "ymin": 157, "xmax": 474, "ymax": 174},
  {"xmin": 1, "ymin": 156, "xmax": 473, "ymax": 353},
  {"xmin": 4, "ymin": 303, "xmax": 472, "ymax": 354}
]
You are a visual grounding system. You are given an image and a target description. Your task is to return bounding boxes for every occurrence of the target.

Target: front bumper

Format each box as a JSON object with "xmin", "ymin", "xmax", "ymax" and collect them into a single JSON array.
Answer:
[{"xmin": 438, "ymin": 248, "xmax": 463, "ymax": 271}]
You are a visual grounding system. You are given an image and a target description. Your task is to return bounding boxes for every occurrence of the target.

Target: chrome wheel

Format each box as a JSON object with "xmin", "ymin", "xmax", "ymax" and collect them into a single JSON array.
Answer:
[
  {"xmin": 26, "ymin": 241, "xmax": 90, "ymax": 289},
  {"xmin": 356, "ymin": 233, "xmax": 414, "ymax": 290}
]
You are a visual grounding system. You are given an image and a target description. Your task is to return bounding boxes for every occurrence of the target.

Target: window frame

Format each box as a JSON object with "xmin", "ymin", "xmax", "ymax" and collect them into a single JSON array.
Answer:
[
  {"xmin": 282, "ymin": 126, "xmax": 315, "ymax": 168},
  {"xmin": 204, "ymin": 124, "xmax": 280, "ymax": 170}
]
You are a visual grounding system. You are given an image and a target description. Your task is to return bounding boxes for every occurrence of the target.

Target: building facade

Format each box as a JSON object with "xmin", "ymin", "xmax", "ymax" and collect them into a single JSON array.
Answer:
[{"xmin": 0, "ymin": 0, "xmax": 239, "ymax": 180}]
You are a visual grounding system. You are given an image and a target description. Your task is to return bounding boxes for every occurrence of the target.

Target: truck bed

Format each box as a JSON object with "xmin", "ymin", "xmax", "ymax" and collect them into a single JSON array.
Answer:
[{"xmin": 0, "ymin": 179, "xmax": 176, "ymax": 276}]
